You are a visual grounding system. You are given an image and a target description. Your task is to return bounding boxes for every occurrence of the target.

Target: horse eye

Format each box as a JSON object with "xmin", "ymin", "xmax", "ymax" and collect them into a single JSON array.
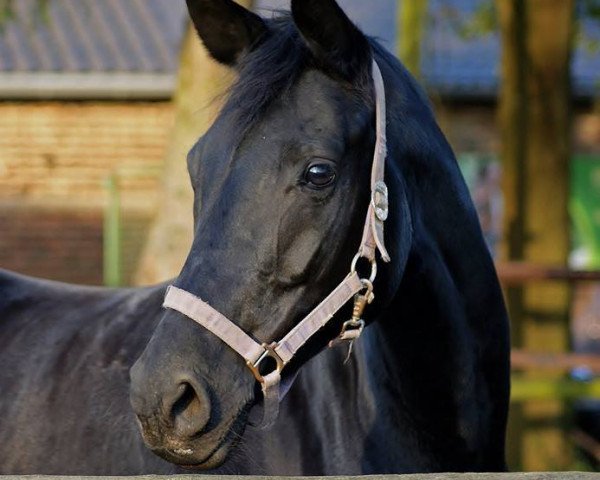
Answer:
[{"xmin": 304, "ymin": 163, "xmax": 336, "ymax": 188}]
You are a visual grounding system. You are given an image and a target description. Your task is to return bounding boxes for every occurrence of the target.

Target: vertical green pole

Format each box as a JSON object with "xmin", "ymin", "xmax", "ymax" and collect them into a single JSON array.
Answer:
[
  {"xmin": 397, "ymin": 0, "xmax": 428, "ymax": 78},
  {"xmin": 103, "ymin": 172, "xmax": 122, "ymax": 287}
]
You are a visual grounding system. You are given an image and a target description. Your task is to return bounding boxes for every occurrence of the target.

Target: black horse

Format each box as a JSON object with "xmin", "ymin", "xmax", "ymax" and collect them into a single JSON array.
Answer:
[{"xmin": 0, "ymin": 0, "xmax": 510, "ymax": 475}]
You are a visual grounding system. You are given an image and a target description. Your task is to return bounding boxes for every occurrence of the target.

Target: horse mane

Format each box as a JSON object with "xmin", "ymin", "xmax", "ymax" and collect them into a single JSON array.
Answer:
[{"xmin": 222, "ymin": 13, "xmax": 377, "ymax": 137}]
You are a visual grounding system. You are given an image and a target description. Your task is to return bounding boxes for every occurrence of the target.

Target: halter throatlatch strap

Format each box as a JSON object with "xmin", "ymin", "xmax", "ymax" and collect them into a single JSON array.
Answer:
[{"xmin": 162, "ymin": 59, "xmax": 390, "ymax": 430}]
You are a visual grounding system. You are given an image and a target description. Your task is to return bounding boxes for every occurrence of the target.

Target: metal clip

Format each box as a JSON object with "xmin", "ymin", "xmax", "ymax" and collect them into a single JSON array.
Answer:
[
  {"xmin": 340, "ymin": 318, "xmax": 365, "ymax": 364},
  {"xmin": 352, "ymin": 279, "xmax": 374, "ymax": 318},
  {"xmin": 329, "ymin": 279, "xmax": 374, "ymax": 362}
]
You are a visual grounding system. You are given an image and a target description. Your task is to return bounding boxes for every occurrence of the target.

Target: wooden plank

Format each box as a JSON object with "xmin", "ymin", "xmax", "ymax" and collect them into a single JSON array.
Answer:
[
  {"xmin": 496, "ymin": 262, "xmax": 600, "ymax": 285},
  {"xmin": 512, "ymin": 350, "xmax": 600, "ymax": 374},
  {"xmin": 1, "ymin": 475, "xmax": 598, "ymax": 480}
]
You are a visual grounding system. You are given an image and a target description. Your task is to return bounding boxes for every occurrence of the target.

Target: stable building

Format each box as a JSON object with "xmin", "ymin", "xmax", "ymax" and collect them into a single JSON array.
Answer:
[
  {"xmin": 0, "ymin": 0, "xmax": 187, "ymax": 284},
  {"xmin": 0, "ymin": 0, "xmax": 599, "ymax": 286}
]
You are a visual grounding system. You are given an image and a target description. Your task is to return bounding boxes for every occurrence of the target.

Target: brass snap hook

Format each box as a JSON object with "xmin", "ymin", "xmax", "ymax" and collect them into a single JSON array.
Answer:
[{"xmin": 352, "ymin": 279, "xmax": 374, "ymax": 322}]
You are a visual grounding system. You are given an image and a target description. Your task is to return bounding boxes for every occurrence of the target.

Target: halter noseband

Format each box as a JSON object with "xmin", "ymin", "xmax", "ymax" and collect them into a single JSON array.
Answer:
[{"xmin": 163, "ymin": 59, "xmax": 391, "ymax": 428}]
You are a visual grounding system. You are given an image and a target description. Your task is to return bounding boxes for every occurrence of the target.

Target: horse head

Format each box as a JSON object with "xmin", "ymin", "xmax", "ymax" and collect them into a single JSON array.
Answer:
[
  {"xmin": 129, "ymin": 0, "xmax": 509, "ymax": 470},
  {"xmin": 129, "ymin": 0, "xmax": 414, "ymax": 468}
]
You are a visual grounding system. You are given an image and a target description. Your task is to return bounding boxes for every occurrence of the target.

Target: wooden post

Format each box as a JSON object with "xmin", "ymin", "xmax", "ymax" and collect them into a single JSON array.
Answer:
[{"xmin": 497, "ymin": 0, "xmax": 576, "ymax": 471}]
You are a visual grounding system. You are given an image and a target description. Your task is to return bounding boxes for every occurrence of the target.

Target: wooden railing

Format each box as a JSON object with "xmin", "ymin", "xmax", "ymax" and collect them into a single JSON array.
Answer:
[
  {"xmin": 496, "ymin": 261, "xmax": 600, "ymax": 401},
  {"xmin": 0, "ymin": 474, "xmax": 595, "ymax": 479},
  {"xmin": 497, "ymin": 261, "xmax": 600, "ymax": 285}
]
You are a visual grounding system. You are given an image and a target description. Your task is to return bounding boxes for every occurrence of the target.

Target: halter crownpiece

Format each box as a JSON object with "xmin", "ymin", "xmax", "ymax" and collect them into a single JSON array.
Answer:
[{"xmin": 163, "ymin": 59, "xmax": 390, "ymax": 429}]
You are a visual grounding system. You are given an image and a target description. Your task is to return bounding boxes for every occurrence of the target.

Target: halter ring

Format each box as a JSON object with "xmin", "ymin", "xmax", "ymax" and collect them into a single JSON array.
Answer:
[{"xmin": 351, "ymin": 253, "xmax": 377, "ymax": 283}]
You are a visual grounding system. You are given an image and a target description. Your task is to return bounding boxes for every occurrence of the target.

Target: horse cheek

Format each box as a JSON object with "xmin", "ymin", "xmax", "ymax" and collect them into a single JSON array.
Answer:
[{"xmin": 277, "ymin": 228, "xmax": 323, "ymax": 284}]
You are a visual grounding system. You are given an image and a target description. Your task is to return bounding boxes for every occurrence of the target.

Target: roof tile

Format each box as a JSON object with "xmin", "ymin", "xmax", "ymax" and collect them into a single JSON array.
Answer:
[
  {"xmin": 0, "ymin": 0, "xmax": 598, "ymax": 98},
  {"xmin": 0, "ymin": 0, "xmax": 187, "ymax": 74}
]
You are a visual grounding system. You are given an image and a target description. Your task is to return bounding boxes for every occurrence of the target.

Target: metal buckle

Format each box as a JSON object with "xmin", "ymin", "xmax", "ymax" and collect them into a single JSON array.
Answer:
[
  {"xmin": 372, "ymin": 181, "xmax": 389, "ymax": 222},
  {"xmin": 246, "ymin": 342, "xmax": 284, "ymax": 384}
]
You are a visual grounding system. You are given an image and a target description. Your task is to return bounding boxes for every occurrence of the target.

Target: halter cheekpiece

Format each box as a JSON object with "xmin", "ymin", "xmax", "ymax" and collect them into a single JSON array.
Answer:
[{"xmin": 163, "ymin": 59, "xmax": 391, "ymax": 429}]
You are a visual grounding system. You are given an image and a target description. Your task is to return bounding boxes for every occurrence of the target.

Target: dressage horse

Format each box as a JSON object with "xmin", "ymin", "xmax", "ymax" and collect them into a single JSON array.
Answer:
[{"xmin": 0, "ymin": 0, "xmax": 510, "ymax": 474}]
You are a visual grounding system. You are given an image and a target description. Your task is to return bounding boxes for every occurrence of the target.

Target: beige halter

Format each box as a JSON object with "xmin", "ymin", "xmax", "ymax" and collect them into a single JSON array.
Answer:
[{"xmin": 163, "ymin": 59, "xmax": 391, "ymax": 429}]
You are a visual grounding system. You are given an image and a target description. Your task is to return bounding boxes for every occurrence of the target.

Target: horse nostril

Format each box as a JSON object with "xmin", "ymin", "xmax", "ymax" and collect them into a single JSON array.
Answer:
[
  {"xmin": 169, "ymin": 381, "xmax": 211, "ymax": 438},
  {"xmin": 172, "ymin": 383, "xmax": 198, "ymax": 417}
]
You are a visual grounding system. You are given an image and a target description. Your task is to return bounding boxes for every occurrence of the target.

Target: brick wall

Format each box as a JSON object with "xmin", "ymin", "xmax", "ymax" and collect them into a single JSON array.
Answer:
[
  {"xmin": 0, "ymin": 102, "xmax": 174, "ymax": 204},
  {"xmin": 0, "ymin": 101, "xmax": 175, "ymax": 285},
  {"xmin": 0, "ymin": 204, "xmax": 153, "ymax": 285}
]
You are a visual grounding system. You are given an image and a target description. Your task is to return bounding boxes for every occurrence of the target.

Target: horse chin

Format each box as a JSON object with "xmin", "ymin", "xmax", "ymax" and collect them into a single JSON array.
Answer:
[
  {"xmin": 150, "ymin": 441, "xmax": 231, "ymax": 470},
  {"xmin": 175, "ymin": 440, "xmax": 233, "ymax": 470},
  {"xmin": 142, "ymin": 404, "xmax": 249, "ymax": 470}
]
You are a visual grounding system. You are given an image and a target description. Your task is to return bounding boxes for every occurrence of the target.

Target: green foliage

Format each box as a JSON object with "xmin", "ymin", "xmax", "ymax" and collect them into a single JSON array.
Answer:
[
  {"xmin": 456, "ymin": 0, "xmax": 496, "ymax": 39},
  {"xmin": 578, "ymin": 0, "xmax": 600, "ymax": 55},
  {"xmin": 576, "ymin": 29, "xmax": 600, "ymax": 55},
  {"xmin": 0, "ymin": 0, "xmax": 49, "ymax": 31},
  {"xmin": 0, "ymin": 0, "xmax": 16, "ymax": 28},
  {"xmin": 582, "ymin": 0, "xmax": 600, "ymax": 19},
  {"xmin": 439, "ymin": 0, "xmax": 496, "ymax": 40},
  {"xmin": 440, "ymin": 0, "xmax": 599, "ymax": 59}
]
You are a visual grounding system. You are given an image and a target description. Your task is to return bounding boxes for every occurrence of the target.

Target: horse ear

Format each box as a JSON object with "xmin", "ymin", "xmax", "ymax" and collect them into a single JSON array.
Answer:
[
  {"xmin": 186, "ymin": 0, "xmax": 268, "ymax": 66},
  {"xmin": 291, "ymin": 0, "xmax": 371, "ymax": 81}
]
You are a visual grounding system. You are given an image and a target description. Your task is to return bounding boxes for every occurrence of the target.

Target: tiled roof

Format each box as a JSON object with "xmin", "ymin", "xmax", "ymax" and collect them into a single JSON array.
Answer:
[
  {"xmin": 0, "ymin": 0, "xmax": 598, "ymax": 99},
  {"xmin": 0, "ymin": 0, "xmax": 187, "ymax": 73},
  {"xmin": 0, "ymin": 0, "xmax": 188, "ymax": 98}
]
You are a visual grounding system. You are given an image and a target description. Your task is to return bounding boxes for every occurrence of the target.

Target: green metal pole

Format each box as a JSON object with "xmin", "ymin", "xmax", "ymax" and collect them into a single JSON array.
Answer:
[
  {"xmin": 397, "ymin": 0, "xmax": 428, "ymax": 78},
  {"xmin": 103, "ymin": 173, "xmax": 122, "ymax": 287}
]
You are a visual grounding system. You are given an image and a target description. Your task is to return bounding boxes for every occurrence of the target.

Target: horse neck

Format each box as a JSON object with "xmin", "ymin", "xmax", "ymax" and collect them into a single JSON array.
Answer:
[
  {"xmin": 360, "ymin": 187, "xmax": 510, "ymax": 471},
  {"xmin": 356, "ymin": 66, "xmax": 508, "ymax": 464}
]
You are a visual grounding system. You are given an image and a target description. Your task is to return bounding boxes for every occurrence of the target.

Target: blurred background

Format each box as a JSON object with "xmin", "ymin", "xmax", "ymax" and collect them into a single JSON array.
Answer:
[{"xmin": 0, "ymin": 0, "xmax": 599, "ymax": 472}]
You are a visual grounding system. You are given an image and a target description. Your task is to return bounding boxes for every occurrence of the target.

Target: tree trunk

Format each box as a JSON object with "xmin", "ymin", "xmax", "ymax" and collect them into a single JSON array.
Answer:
[
  {"xmin": 134, "ymin": 25, "xmax": 233, "ymax": 284},
  {"xmin": 496, "ymin": 0, "xmax": 575, "ymax": 471}
]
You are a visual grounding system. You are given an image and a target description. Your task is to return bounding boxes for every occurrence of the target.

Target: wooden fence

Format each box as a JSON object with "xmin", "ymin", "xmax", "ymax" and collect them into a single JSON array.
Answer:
[{"xmin": 2, "ymin": 473, "xmax": 599, "ymax": 479}]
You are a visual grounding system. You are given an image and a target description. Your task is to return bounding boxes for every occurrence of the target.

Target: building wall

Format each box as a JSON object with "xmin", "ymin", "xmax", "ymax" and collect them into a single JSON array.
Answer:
[{"xmin": 0, "ymin": 101, "xmax": 175, "ymax": 285}]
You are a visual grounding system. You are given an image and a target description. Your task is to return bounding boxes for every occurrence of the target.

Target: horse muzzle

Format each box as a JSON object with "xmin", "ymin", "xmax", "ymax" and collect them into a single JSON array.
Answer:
[{"xmin": 129, "ymin": 336, "xmax": 253, "ymax": 469}]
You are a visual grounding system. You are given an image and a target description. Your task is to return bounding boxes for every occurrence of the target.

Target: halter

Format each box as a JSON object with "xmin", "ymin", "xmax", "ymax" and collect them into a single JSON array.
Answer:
[{"xmin": 163, "ymin": 60, "xmax": 391, "ymax": 428}]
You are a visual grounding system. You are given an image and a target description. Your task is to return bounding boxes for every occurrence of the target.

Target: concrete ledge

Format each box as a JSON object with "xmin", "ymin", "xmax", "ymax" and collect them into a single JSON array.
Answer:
[
  {"xmin": 0, "ymin": 73, "xmax": 176, "ymax": 100},
  {"xmin": 2, "ymin": 474, "xmax": 599, "ymax": 480}
]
